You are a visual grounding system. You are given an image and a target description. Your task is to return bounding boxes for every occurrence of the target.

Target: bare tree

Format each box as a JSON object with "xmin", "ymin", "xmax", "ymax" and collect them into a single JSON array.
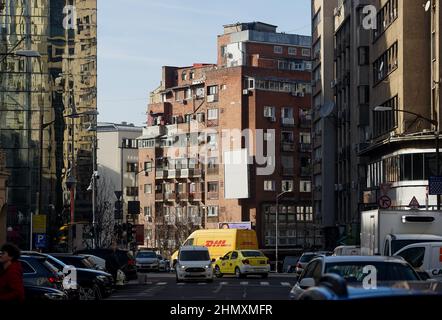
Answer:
[{"xmin": 94, "ymin": 175, "xmax": 117, "ymax": 248}]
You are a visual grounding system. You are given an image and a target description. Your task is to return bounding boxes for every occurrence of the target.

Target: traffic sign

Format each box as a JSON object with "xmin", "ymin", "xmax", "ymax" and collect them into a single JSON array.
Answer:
[
  {"xmin": 32, "ymin": 215, "xmax": 46, "ymax": 233},
  {"xmin": 379, "ymin": 195, "xmax": 392, "ymax": 209},
  {"xmin": 408, "ymin": 196, "xmax": 420, "ymax": 209},
  {"xmin": 429, "ymin": 177, "xmax": 442, "ymax": 195},
  {"xmin": 114, "ymin": 191, "xmax": 122, "ymax": 200},
  {"xmin": 34, "ymin": 234, "xmax": 47, "ymax": 249}
]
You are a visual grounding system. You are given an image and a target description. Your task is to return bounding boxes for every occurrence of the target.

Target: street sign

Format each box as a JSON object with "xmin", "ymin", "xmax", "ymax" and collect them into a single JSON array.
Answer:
[
  {"xmin": 408, "ymin": 196, "xmax": 420, "ymax": 209},
  {"xmin": 429, "ymin": 176, "xmax": 442, "ymax": 195},
  {"xmin": 32, "ymin": 215, "xmax": 46, "ymax": 233},
  {"xmin": 34, "ymin": 234, "xmax": 47, "ymax": 249},
  {"xmin": 378, "ymin": 195, "xmax": 392, "ymax": 209},
  {"xmin": 128, "ymin": 201, "xmax": 140, "ymax": 215},
  {"xmin": 114, "ymin": 191, "xmax": 122, "ymax": 200}
]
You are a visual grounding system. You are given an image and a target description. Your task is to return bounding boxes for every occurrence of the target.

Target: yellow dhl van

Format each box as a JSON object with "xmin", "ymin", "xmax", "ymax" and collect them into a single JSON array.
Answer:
[{"xmin": 171, "ymin": 229, "xmax": 258, "ymax": 265}]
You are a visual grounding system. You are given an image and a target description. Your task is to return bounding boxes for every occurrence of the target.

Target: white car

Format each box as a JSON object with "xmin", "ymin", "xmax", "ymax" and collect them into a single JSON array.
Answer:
[
  {"xmin": 289, "ymin": 256, "xmax": 421, "ymax": 300},
  {"xmin": 175, "ymin": 246, "xmax": 214, "ymax": 283}
]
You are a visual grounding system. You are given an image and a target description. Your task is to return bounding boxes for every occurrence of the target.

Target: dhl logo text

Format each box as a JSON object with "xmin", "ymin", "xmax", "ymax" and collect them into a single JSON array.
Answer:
[{"xmin": 204, "ymin": 240, "xmax": 228, "ymax": 247}]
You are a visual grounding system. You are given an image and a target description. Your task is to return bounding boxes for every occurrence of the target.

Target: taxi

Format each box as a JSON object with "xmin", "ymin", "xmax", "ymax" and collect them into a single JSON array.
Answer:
[{"xmin": 213, "ymin": 250, "xmax": 270, "ymax": 278}]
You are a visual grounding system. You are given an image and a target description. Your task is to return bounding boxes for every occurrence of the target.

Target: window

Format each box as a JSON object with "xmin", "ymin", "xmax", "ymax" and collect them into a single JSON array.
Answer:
[
  {"xmin": 274, "ymin": 46, "xmax": 283, "ymax": 54},
  {"xmin": 138, "ymin": 139, "xmax": 155, "ymax": 149},
  {"xmin": 281, "ymin": 131, "xmax": 294, "ymax": 143},
  {"xmin": 207, "ymin": 133, "xmax": 218, "ymax": 146},
  {"xmin": 207, "ymin": 85, "xmax": 218, "ymax": 95},
  {"xmin": 395, "ymin": 247, "xmax": 425, "ymax": 269},
  {"xmin": 282, "ymin": 180, "xmax": 294, "ymax": 192},
  {"xmin": 288, "ymin": 47, "xmax": 297, "ymax": 55},
  {"xmin": 358, "ymin": 46, "xmax": 369, "ymax": 66},
  {"xmin": 20, "ymin": 261, "xmax": 35, "ymax": 274},
  {"xmin": 230, "ymin": 251, "xmax": 238, "ymax": 260},
  {"xmin": 282, "ymin": 107, "xmax": 294, "ymax": 119},
  {"xmin": 300, "ymin": 132, "xmax": 311, "ymax": 144},
  {"xmin": 207, "ymin": 206, "xmax": 219, "ymax": 217},
  {"xmin": 300, "ymin": 181, "xmax": 312, "ymax": 193},
  {"xmin": 302, "ymin": 48, "xmax": 311, "ymax": 57},
  {"xmin": 264, "ymin": 180, "xmax": 276, "ymax": 191},
  {"xmin": 207, "ymin": 109, "xmax": 219, "ymax": 120},
  {"xmin": 144, "ymin": 161, "xmax": 152, "ymax": 172},
  {"xmin": 144, "ymin": 184, "xmax": 152, "ymax": 194},
  {"xmin": 181, "ymin": 72, "xmax": 187, "ymax": 80},
  {"xmin": 208, "ymin": 182, "xmax": 219, "ymax": 193},
  {"xmin": 196, "ymin": 113, "xmax": 205, "ymax": 123},
  {"xmin": 126, "ymin": 187, "xmax": 138, "ymax": 197},
  {"xmin": 264, "ymin": 106, "xmax": 275, "ymax": 118},
  {"xmin": 374, "ymin": 0, "xmax": 399, "ymax": 40},
  {"xmin": 184, "ymin": 88, "xmax": 192, "ymax": 100},
  {"xmin": 373, "ymin": 42, "xmax": 398, "ymax": 84},
  {"xmin": 189, "ymin": 71, "xmax": 195, "ymax": 80},
  {"xmin": 373, "ymin": 95, "xmax": 398, "ymax": 137},
  {"xmin": 144, "ymin": 206, "xmax": 152, "ymax": 217},
  {"xmin": 126, "ymin": 162, "xmax": 137, "ymax": 173}
]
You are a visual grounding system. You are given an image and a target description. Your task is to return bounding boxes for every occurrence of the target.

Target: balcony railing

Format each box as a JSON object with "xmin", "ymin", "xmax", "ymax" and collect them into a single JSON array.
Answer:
[
  {"xmin": 155, "ymin": 170, "xmax": 167, "ymax": 179},
  {"xmin": 164, "ymin": 193, "xmax": 176, "ymax": 202},
  {"xmin": 207, "ymin": 94, "xmax": 219, "ymax": 103},
  {"xmin": 189, "ymin": 192, "xmax": 203, "ymax": 201},
  {"xmin": 177, "ymin": 193, "xmax": 188, "ymax": 201},
  {"xmin": 155, "ymin": 193, "xmax": 164, "ymax": 202},
  {"xmin": 207, "ymin": 167, "xmax": 219, "ymax": 175}
]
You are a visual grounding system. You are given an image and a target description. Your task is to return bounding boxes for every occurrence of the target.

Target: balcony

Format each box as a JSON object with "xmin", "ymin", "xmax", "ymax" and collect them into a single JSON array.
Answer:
[
  {"xmin": 155, "ymin": 170, "xmax": 167, "ymax": 179},
  {"xmin": 191, "ymin": 169, "xmax": 203, "ymax": 178},
  {"xmin": 167, "ymin": 170, "xmax": 178, "ymax": 179},
  {"xmin": 164, "ymin": 193, "xmax": 176, "ymax": 202},
  {"xmin": 143, "ymin": 125, "xmax": 166, "ymax": 139},
  {"xmin": 207, "ymin": 192, "xmax": 219, "ymax": 200},
  {"xmin": 281, "ymin": 118, "xmax": 295, "ymax": 127},
  {"xmin": 189, "ymin": 192, "xmax": 203, "ymax": 202},
  {"xmin": 281, "ymin": 142, "xmax": 295, "ymax": 152},
  {"xmin": 155, "ymin": 193, "xmax": 164, "ymax": 202},
  {"xmin": 148, "ymin": 102, "xmax": 170, "ymax": 114},
  {"xmin": 177, "ymin": 193, "xmax": 188, "ymax": 202},
  {"xmin": 300, "ymin": 143, "xmax": 312, "ymax": 153},
  {"xmin": 180, "ymin": 169, "xmax": 190, "ymax": 178}
]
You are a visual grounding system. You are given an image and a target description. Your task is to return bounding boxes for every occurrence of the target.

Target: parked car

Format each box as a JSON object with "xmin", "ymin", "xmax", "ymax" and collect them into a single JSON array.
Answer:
[
  {"xmin": 295, "ymin": 252, "xmax": 319, "ymax": 275},
  {"xmin": 20, "ymin": 255, "xmax": 64, "ymax": 291},
  {"xmin": 24, "ymin": 284, "xmax": 68, "ymax": 301},
  {"xmin": 23, "ymin": 251, "xmax": 113, "ymax": 300},
  {"xmin": 77, "ymin": 254, "xmax": 107, "ymax": 271},
  {"xmin": 176, "ymin": 246, "xmax": 214, "ymax": 283},
  {"xmin": 75, "ymin": 248, "xmax": 137, "ymax": 281},
  {"xmin": 333, "ymin": 246, "xmax": 361, "ymax": 256},
  {"xmin": 297, "ymin": 273, "xmax": 442, "ymax": 300},
  {"xmin": 157, "ymin": 254, "xmax": 170, "ymax": 272},
  {"xmin": 283, "ymin": 256, "xmax": 300, "ymax": 273},
  {"xmin": 213, "ymin": 250, "xmax": 270, "ymax": 279},
  {"xmin": 289, "ymin": 256, "xmax": 422, "ymax": 300},
  {"xmin": 135, "ymin": 250, "xmax": 160, "ymax": 272}
]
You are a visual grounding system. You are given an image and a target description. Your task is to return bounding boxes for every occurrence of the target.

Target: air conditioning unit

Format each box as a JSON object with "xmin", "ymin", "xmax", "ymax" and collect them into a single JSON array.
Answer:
[{"xmin": 242, "ymin": 89, "xmax": 250, "ymax": 95}]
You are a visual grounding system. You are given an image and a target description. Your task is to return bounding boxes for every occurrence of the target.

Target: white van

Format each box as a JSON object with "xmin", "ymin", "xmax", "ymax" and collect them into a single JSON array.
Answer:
[
  {"xmin": 395, "ymin": 242, "xmax": 442, "ymax": 280},
  {"xmin": 333, "ymin": 246, "xmax": 361, "ymax": 256},
  {"xmin": 175, "ymin": 246, "xmax": 214, "ymax": 283}
]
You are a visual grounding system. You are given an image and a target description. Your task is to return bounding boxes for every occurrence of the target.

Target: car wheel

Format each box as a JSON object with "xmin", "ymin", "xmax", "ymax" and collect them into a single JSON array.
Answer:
[
  {"xmin": 235, "ymin": 267, "xmax": 243, "ymax": 279},
  {"xmin": 79, "ymin": 286, "xmax": 96, "ymax": 300},
  {"xmin": 214, "ymin": 266, "xmax": 223, "ymax": 278}
]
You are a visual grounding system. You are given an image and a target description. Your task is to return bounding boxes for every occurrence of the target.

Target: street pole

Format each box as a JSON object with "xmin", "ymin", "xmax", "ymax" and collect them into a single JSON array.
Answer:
[
  {"xmin": 275, "ymin": 196, "xmax": 279, "ymax": 273},
  {"xmin": 92, "ymin": 137, "xmax": 96, "ymax": 249},
  {"xmin": 437, "ymin": 130, "xmax": 440, "ymax": 210}
]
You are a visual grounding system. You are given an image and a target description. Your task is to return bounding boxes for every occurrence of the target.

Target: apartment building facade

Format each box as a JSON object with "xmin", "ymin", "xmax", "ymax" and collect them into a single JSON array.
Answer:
[
  {"xmin": 138, "ymin": 22, "xmax": 318, "ymax": 256},
  {"xmin": 311, "ymin": 0, "xmax": 340, "ymax": 249},
  {"xmin": 0, "ymin": 0, "xmax": 97, "ymax": 249},
  {"xmin": 97, "ymin": 122, "xmax": 143, "ymax": 247}
]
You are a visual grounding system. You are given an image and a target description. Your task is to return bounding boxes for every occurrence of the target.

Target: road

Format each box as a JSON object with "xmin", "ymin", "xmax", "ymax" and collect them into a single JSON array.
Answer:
[{"xmin": 107, "ymin": 273, "xmax": 297, "ymax": 300}]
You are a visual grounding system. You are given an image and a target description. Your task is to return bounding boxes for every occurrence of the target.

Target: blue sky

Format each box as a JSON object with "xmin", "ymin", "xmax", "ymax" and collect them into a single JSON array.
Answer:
[{"xmin": 97, "ymin": 0, "xmax": 312, "ymax": 126}]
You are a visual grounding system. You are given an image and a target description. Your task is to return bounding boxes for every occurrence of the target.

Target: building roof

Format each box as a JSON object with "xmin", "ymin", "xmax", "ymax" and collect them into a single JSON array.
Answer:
[{"xmin": 97, "ymin": 122, "xmax": 143, "ymax": 133}]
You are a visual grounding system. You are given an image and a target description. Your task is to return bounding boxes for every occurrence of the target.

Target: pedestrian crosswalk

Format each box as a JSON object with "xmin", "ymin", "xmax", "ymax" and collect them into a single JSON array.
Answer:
[{"xmin": 142, "ymin": 281, "xmax": 294, "ymax": 287}]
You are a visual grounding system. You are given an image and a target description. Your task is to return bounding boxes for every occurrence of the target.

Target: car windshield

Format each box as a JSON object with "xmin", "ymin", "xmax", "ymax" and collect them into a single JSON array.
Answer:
[
  {"xmin": 137, "ymin": 252, "xmax": 157, "ymax": 258},
  {"xmin": 179, "ymin": 250, "xmax": 210, "ymax": 261},
  {"xmin": 241, "ymin": 251, "xmax": 264, "ymax": 257},
  {"xmin": 324, "ymin": 261, "xmax": 419, "ymax": 283},
  {"xmin": 58, "ymin": 256, "xmax": 92, "ymax": 269},
  {"xmin": 300, "ymin": 254, "xmax": 317, "ymax": 263}
]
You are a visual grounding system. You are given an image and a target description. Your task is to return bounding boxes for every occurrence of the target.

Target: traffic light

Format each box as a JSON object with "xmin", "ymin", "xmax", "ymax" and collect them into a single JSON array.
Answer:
[
  {"xmin": 126, "ymin": 223, "xmax": 134, "ymax": 242},
  {"xmin": 114, "ymin": 200, "xmax": 123, "ymax": 219}
]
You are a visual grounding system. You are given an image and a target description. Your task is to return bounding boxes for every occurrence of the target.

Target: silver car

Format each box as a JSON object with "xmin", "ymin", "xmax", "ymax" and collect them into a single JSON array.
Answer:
[{"xmin": 136, "ymin": 250, "xmax": 160, "ymax": 273}]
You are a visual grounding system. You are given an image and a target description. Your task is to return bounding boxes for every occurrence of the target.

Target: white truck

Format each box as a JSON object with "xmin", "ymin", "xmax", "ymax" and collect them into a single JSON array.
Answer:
[{"xmin": 360, "ymin": 209, "xmax": 442, "ymax": 256}]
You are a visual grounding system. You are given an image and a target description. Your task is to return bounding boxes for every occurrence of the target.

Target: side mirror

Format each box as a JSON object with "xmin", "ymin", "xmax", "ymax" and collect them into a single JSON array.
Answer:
[{"xmin": 299, "ymin": 278, "xmax": 315, "ymax": 289}]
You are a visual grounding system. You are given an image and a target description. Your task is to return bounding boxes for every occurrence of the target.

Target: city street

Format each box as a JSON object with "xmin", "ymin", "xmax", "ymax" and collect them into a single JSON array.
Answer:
[{"xmin": 108, "ymin": 273, "xmax": 298, "ymax": 300}]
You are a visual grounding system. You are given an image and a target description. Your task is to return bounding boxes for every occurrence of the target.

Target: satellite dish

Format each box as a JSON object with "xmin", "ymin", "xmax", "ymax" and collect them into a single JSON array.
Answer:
[
  {"xmin": 424, "ymin": 0, "xmax": 431, "ymax": 12},
  {"xmin": 320, "ymin": 101, "xmax": 336, "ymax": 118}
]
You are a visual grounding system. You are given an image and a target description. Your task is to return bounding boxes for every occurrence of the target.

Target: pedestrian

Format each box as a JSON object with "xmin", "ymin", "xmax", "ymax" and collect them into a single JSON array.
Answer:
[{"xmin": 0, "ymin": 243, "xmax": 25, "ymax": 301}]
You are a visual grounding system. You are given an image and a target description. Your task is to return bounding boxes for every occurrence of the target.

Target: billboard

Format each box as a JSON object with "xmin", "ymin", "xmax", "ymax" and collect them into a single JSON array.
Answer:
[
  {"xmin": 224, "ymin": 149, "xmax": 249, "ymax": 199},
  {"xmin": 218, "ymin": 222, "xmax": 252, "ymax": 230}
]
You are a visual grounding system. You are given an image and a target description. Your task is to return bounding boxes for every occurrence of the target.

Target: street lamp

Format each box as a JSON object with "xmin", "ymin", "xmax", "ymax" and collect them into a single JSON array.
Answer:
[
  {"xmin": 374, "ymin": 106, "xmax": 440, "ymax": 209},
  {"xmin": 275, "ymin": 190, "xmax": 291, "ymax": 273}
]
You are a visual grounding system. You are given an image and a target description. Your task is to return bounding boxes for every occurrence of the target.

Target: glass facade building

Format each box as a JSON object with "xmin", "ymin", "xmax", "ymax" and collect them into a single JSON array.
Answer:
[{"xmin": 0, "ymin": 0, "xmax": 97, "ymax": 249}]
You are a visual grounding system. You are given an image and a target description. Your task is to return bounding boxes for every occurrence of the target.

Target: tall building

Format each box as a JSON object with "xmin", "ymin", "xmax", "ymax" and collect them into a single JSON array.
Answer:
[
  {"xmin": 311, "ymin": 0, "xmax": 340, "ymax": 249},
  {"xmin": 138, "ymin": 22, "xmax": 318, "ymax": 257},
  {"xmin": 97, "ymin": 122, "xmax": 143, "ymax": 248},
  {"xmin": 360, "ymin": 0, "xmax": 441, "ymax": 212},
  {"xmin": 0, "ymin": 0, "xmax": 97, "ymax": 250}
]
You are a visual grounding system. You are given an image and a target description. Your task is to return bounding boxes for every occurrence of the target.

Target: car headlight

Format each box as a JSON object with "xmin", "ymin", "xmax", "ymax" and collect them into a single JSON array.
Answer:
[
  {"xmin": 205, "ymin": 264, "xmax": 211, "ymax": 269},
  {"xmin": 97, "ymin": 275, "xmax": 107, "ymax": 282},
  {"xmin": 180, "ymin": 265, "xmax": 186, "ymax": 269}
]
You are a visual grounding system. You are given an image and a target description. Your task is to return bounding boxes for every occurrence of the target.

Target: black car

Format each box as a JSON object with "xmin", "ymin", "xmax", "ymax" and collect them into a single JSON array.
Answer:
[
  {"xmin": 23, "ymin": 251, "xmax": 113, "ymax": 300},
  {"xmin": 75, "ymin": 248, "xmax": 137, "ymax": 281},
  {"xmin": 24, "ymin": 284, "xmax": 68, "ymax": 301},
  {"xmin": 20, "ymin": 255, "xmax": 64, "ymax": 291}
]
